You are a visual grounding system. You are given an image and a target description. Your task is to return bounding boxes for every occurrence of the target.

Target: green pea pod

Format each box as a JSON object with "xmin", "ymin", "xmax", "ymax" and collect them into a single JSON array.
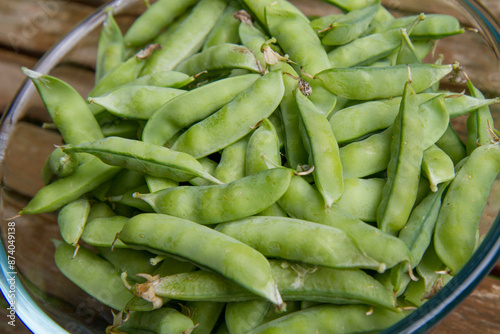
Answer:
[
  {"xmin": 145, "ymin": 175, "xmax": 178, "ymax": 193},
  {"xmin": 189, "ymin": 157, "xmax": 220, "ymax": 187},
  {"xmin": 116, "ymin": 307, "xmax": 195, "ymax": 334},
  {"xmin": 176, "ymin": 43, "xmax": 264, "ymax": 75},
  {"xmin": 132, "ymin": 259, "xmax": 395, "ymax": 309},
  {"xmin": 109, "ymin": 185, "xmax": 155, "ymax": 213},
  {"xmin": 123, "ymin": 0, "xmax": 199, "ymax": 47},
  {"xmin": 271, "ymin": 63, "xmax": 309, "ymax": 169},
  {"xmin": 96, "ymin": 8, "xmax": 124, "ymax": 84},
  {"xmin": 422, "ymin": 145, "xmax": 455, "ymax": 192},
  {"xmin": 142, "ymin": 74, "xmax": 259, "ymax": 146},
  {"xmin": 89, "ymin": 54, "xmax": 146, "ymax": 98},
  {"xmin": 238, "ymin": 0, "xmax": 308, "ymax": 28},
  {"xmin": 123, "ymin": 70, "xmax": 194, "ymax": 89},
  {"xmin": 97, "ymin": 247, "xmax": 159, "ymax": 283},
  {"xmin": 88, "ymin": 86, "xmax": 185, "ymax": 120},
  {"xmin": 54, "ymin": 241, "xmax": 133, "ymax": 310},
  {"xmin": 246, "ymin": 118, "xmax": 281, "ymax": 175},
  {"xmin": 216, "ymin": 216, "xmax": 383, "ymax": 271},
  {"xmin": 278, "ymin": 176, "xmax": 411, "ymax": 270},
  {"xmin": 108, "ymin": 169, "xmax": 145, "ymax": 197},
  {"xmin": 226, "ymin": 300, "xmax": 270, "ymax": 334},
  {"xmin": 214, "ymin": 135, "xmax": 250, "ymax": 184},
  {"xmin": 265, "ymin": 2, "xmax": 337, "ymax": 116},
  {"xmin": 45, "ymin": 147, "xmax": 80, "ymax": 179},
  {"xmin": 119, "ymin": 213, "xmax": 283, "ymax": 308},
  {"xmin": 316, "ymin": 64, "xmax": 452, "ymax": 100},
  {"xmin": 320, "ymin": 1, "xmax": 379, "ymax": 46},
  {"xmin": 404, "ymin": 244, "xmax": 451, "ymax": 307},
  {"xmin": 434, "ymin": 143, "xmax": 500, "ymax": 275},
  {"xmin": 340, "ymin": 127, "xmax": 392, "ymax": 178},
  {"xmin": 390, "ymin": 181, "xmax": 450, "ymax": 290},
  {"xmin": 171, "ymin": 70, "xmax": 285, "ymax": 159},
  {"xmin": 22, "ymin": 68, "xmax": 104, "ymax": 144},
  {"xmin": 101, "ymin": 119, "xmax": 140, "ymax": 139},
  {"xmin": 203, "ymin": 1, "xmax": 242, "ymax": 50},
  {"xmin": 296, "ymin": 90, "xmax": 343, "ymax": 208},
  {"xmin": 328, "ymin": 28, "xmax": 403, "ymax": 68},
  {"xmin": 63, "ymin": 137, "xmax": 222, "ymax": 184},
  {"xmin": 330, "ymin": 93, "xmax": 497, "ymax": 144},
  {"xmin": 21, "ymin": 158, "xmax": 121, "ymax": 215},
  {"xmin": 372, "ymin": 14, "xmax": 464, "ymax": 39},
  {"xmin": 396, "ymin": 28, "xmax": 421, "ymax": 65},
  {"xmin": 135, "ymin": 167, "xmax": 293, "ymax": 224},
  {"xmin": 87, "ymin": 202, "xmax": 115, "ymax": 221},
  {"xmin": 81, "ymin": 216, "xmax": 128, "ymax": 248},
  {"xmin": 336, "ymin": 178, "xmax": 385, "ymax": 222},
  {"xmin": 322, "ymin": 0, "xmax": 379, "ymax": 11},
  {"xmin": 56, "ymin": 198, "xmax": 90, "ymax": 247},
  {"xmin": 466, "ymin": 79, "xmax": 495, "ymax": 154},
  {"xmin": 377, "ymin": 81, "xmax": 424, "ymax": 235},
  {"xmin": 435, "ymin": 124, "xmax": 467, "ymax": 165},
  {"xmin": 186, "ymin": 301, "xmax": 225, "ymax": 334},
  {"xmin": 142, "ymin": 0, "xmax": 228, "ymax": 75},
  {"xmin": 247, "ymin": 304, "xmax": 405, "ymax": 334},
  {"xmin": 238, "ymin": 20, "xmax": 268, "ymax": 68}
]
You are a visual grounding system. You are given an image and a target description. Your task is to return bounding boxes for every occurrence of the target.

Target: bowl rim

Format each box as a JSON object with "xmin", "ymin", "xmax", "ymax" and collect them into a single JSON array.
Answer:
[{"xmin": 0, "ymin": 0, "xmax": 499, "ymax": 333}]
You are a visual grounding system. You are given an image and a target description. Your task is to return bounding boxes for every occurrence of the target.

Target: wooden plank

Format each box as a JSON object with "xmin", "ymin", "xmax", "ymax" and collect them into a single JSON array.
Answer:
[{"xmin": 431, "ymin": 276, "xmax": 500, "ymax": 333}]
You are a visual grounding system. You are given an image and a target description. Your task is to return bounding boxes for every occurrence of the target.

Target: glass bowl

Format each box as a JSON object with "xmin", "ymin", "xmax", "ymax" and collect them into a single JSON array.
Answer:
[{"xmin": 1, "ymin": 0, "xmax": 499, "ymax": 333}]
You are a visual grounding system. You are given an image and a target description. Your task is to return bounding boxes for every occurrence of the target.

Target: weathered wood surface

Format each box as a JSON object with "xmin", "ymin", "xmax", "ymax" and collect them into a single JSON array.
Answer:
[{"xmin": 0, "ymin": 1, "xmax": 499, "ymax": 333}]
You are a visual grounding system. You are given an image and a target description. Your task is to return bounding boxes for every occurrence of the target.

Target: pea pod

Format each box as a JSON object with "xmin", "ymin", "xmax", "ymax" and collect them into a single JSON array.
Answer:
[
  {"xmin": 132, "ymin": 259, "xmax": 395, "ymax": 309},
  {"xmin": 123, "ymin": 70, "xmax": 194, "ymax": 89},
  {"xmin": 336, "ymin": 178, "xmax": 385, "ymax": 222},
  {"xmin": 330, "ymin": 93, "xmax": 498, "ymax": 144},
  {"xmin": 434, "ymin": 143, "xmax": 500, "ymax": 275},
  {"xmin": 176, "ymin": 43, "xmax": 263, "ymax": 75},
  {"xmin": 20, "ymin": 158, "xmax": 120, "ymax": 215},
  {"xmin": 466, "ymin": 78, "xmax": 495, "ymax": 154},
  {"xmin": 116, "ymin": 307, "xmax": 195, "ymax": 334},
  {"xmin": 54, "ymin": 241, "xmax": 133, "ymax": 310},
  {"xmin": 135, "ymin": 168, "xmax": 293, "ymax": 224},
  {"xmin": 119, "ymin": 213, "xmax": 283, "ymax": 307},
  {"xmin": 203, "ymin": 0, "xmax": 242, "ymax": 50},
  {"xmin": 265, "ymin": 2, "xmax": 337, "ymax": 116},
  {"xmin": 296, "ymin": 89, "xmax": 343, "ymax": 207},
  {"xmin": 328, "ymin": 28, "xmax": 404, "ymax": 68},
  {"xmin": 142, "ymin": 74, "xmax": 259, "ymax": 146},
  {"xmin": 214, "ymin": 135, "xmax": 249, "ymax": 184},
  {"xmin": 141, "ymin": 0, "xmax": 228, "ymax": 75},
  {"xmin": 63, "ymin": 137, "xmax": 222, "ymax": 184},
  {"xmin": 319, "ymin": 1, "xmax": 380, "ymax": 46},
  {"xmin": 372, "ymin": 14, "xmax": 464, "ymax": 39},
  {"xmin": 245, "ymin": 119, "xmax": 280, "ymax": 176},
  {"xmin": 322, "ymin": 0, "xmax": 379, "ymax": 12},
  {"xmin": 57, "ymin": 198, "xmax": 90, "ymax": 247},
  {"xmin": 88, "ymin": 86, "xmax": 185, "ymax": 120},
  {"xmin": 247, "ymin": 304, "xmax": 405, "ymax": 334},
  {"xmin": 377, "ymin": 81, "xmax": 424, "ymax": 235},
  {"xmin": 22, "ymin": 68, "xmax": 104, "ymax": 144},
  {"xmin": 316, "ymin": 64, "xmax": 452, "ymax": 100},
  {"xmin": 96, "ymin": 8, "xmax": 124, "ymax": 84},
  {"xmin": 123, "ymin": 0, "xmax": 198, "ymax": 47},
  {"xmin": 278, "ymin": 175, "xmax": 411, "ymax": 269},
  {"xmin": 435, "ymin": 124, "xmax": 468, "ymax": 165},
  {"xmin": 186, "ymin": 301, "xmax": 225, "ymax": 334},
  {"xmin": 81, "ymin": 216, "xmax": 128, "ymax": 248},
  {"xmin": 171, "ymin": 70, "xmax": 285, "ymax": 158},
  {"xmin": 422, "ymin": 145, "xmax": 455, "ymax": 192},
  {"xmin": 226, "ymin": 300, "xmax": 270, "ymax": 334},
  {"xmin": 216, "ymin": 216, "xmax": 383, "ymax": 271}
]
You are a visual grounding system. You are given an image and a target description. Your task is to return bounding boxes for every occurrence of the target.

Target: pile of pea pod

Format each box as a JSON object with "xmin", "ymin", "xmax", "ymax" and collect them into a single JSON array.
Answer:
[{"xmin": 19, "ymin": 0, "xmax": 500, "ymax": 332}]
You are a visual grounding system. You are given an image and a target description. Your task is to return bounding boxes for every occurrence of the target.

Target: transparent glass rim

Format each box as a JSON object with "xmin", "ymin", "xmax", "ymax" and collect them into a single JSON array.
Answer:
[{"xmin": 0, "ymin": 0, "xmax": 499, "ymax": 333}]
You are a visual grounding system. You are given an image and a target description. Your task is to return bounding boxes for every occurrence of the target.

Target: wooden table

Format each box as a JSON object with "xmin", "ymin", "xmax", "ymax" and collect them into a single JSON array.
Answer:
[{"xmin": 0, "ymin": 0, "xmax": 499, "ymax": 333}]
